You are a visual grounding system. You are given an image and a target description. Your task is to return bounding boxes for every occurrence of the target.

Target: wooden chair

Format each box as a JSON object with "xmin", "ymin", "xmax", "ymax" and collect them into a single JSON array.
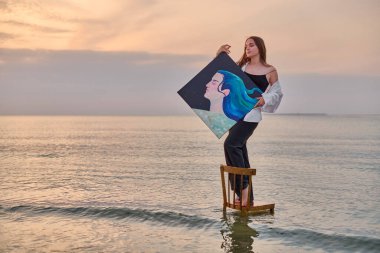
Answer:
[{"xmin": 220, "ymin": 164, "xmax": 275, "ymax": 215}]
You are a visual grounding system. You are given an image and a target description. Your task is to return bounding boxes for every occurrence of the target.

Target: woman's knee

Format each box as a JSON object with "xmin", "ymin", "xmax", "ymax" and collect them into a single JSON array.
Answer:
[
  {"xmin": 224, "ymin": 139, "xmax": 234, "ymax": 152},
  {"xmin": 224, "ymin": 137, "xmax": 241, "ymax": 151}
]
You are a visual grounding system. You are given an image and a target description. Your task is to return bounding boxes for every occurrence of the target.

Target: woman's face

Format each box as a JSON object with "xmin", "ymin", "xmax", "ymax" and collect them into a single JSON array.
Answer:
[
  {"xmin": 245, "ymin": 38, "xmax": 259, "ymax": 58},
  {"xmin": 204, "ymin": 73, "xmax": 224, "ymax": 100}
]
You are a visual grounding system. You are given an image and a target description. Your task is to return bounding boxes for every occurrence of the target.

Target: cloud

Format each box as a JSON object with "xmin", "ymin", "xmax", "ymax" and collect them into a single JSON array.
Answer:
[
  {"xmin": 280, "ymin": 74, "xmax": 380, "ymax": 114},
  {"xmin": 2, "ymin": 20, "xmax": 72, "ymax": 33},
  {"xmin": 0, "ymin": 32, "xmax": 14, "ymax": 41},
  {"xmin": 1, "ymin": 0, "xmax": 85, "ymax": 21},
  {"xmin": 66, "ymin": 0, "xmax": 171, "ymax": 50},
  {"xmin": 0, "ymin": 48, "xmax": 379, "ymax": 115},
  {"xmin": 0, "ymin": 48, "xmax": 209, "ymax": 66},
  {"xmin": 0, "ymin": 49, "xmax": 208, "ymax": 115},
  {"xmin": 0, "ymin": 0, "xmax": 8, "ymax": 10}
]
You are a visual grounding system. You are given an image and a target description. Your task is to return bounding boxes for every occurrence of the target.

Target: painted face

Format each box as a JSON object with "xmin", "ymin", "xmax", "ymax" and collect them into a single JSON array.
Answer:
[
  {"xmin": 204, "ymin": 73, "xmax": 224, "ymax": 100},
  {"xmin": 245, "ymin": 38, "xmax": 259, "ymax": 58}
]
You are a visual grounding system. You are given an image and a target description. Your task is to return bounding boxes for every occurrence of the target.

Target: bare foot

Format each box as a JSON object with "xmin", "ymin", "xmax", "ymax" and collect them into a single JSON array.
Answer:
[
  {"xmin": 234, "ymin": 200, "xmax": 254, "ymax": 207},
  {"xmin": 232, "ymin": 190, "xmax": 254, "ymax": 206},
  {"xmin": 241, "ymin": 187, "xmax": 254, "ymax": 206}
]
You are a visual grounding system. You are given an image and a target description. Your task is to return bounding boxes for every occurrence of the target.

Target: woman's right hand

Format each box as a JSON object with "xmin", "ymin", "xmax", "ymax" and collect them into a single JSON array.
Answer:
[{"xmin": 216, "ymin": 44, "xmax": 231, "ymax": 56}]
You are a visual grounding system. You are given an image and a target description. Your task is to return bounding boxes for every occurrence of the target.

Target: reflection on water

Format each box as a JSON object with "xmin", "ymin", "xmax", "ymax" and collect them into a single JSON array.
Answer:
[
  {"xmin": 1, "ymin": 115, "xmax": 379, "ymax": 252},
  {"xmin": 220, "ymin": 212, "xmax": 259, "ymax": 253}
]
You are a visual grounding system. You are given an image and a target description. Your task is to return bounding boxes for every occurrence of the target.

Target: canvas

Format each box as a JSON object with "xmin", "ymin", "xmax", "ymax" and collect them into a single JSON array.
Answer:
[{"xmin": 178, "ymin": 52, "xmax": 263, "ymax": 138}]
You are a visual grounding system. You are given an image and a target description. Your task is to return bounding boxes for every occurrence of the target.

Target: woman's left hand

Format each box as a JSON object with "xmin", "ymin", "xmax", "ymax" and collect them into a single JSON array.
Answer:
[{"xmin": 254, "ymin": 97, "xmax": 265, "ymax": 108}]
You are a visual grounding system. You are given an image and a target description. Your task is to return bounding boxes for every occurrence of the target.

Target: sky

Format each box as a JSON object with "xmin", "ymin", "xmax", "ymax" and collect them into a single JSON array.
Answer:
[{"xmin": 1, "ymin": 0, "xmax": 380, "ymax": 115}]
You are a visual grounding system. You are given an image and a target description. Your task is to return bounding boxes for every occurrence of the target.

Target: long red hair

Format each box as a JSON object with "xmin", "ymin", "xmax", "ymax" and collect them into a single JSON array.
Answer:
[{"xmin": 237, "ymin": 36, "xmax": 270, "ymax": 67}]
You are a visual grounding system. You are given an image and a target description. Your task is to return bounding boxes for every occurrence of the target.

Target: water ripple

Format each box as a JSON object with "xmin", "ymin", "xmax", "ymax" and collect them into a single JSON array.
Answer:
[
  {"xmin": 263, "ymin": 226, "xmax": 380, "ymax": 253},
  {"xmin": 1, "ymin": 204, "xmax": 219, "ymax": 230}
]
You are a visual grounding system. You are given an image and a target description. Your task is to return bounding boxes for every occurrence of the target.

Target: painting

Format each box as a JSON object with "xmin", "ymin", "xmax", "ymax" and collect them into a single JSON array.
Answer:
[{"xmin": 177, "ymin": 52, "xmax": 263, "ymax": 138}]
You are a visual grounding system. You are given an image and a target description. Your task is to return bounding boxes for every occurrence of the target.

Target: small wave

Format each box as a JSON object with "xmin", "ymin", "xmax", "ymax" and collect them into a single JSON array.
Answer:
[
  {"xmin": 35, "ymin": 153, "xmax": 63, "ymax": 158},
  {"xmin": 264, "ymin": 226, "xmax": 380, "ymax": 252},
  {"xmin": 0, "ymin": 204, "xmax": 218, "ymax": 230}
]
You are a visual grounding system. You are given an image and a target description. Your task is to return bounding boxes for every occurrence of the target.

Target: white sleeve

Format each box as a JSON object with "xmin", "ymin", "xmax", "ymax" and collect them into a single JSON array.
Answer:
[{"xmin": 261, "ymin": 81, "xmax": 283, "ymax": 113}]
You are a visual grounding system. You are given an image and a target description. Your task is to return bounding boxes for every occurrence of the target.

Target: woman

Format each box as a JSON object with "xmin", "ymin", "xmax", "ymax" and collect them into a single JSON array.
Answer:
[
  {"xmin": 216, "ymin": 36, "xmax": 283, "ymax": 206},
  {"xmin": 204, "ymin": 70, "xmax": 262, "ymax": 121}
]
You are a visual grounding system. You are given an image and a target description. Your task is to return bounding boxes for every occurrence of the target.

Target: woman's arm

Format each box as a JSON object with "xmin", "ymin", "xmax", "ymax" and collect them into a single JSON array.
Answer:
[
  {"xmin": 261, "ymin": 81, "xmax": 283, "ymax": 113},
  {"xmin": 268, "ymin": 70, "xmax": 278, "ymax": 85},
  {"xmin": 254, "ymin": 69, "xmax": 279, "ymax": 108}
]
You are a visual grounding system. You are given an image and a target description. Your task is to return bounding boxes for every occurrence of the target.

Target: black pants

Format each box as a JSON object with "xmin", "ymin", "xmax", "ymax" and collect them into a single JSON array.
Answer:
[{"xmin": 224, "ymin": 121, "xmax": 258, "ymax": 202}]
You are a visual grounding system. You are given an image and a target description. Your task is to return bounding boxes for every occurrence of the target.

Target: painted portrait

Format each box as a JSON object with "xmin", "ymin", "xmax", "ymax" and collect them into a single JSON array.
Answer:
[{"xmin": 178, "ymin": 53, "xmax": 262, "ymax": 138}]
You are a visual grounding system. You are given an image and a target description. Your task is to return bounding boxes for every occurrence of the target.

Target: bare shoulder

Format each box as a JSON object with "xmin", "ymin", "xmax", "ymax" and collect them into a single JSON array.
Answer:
[{"xmin": 265, "ymin": 65, "xmax": 278, "ymax": 85}]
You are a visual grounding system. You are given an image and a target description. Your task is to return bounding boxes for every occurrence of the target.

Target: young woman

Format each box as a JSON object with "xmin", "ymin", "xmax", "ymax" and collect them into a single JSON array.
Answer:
[{"xmin": 216, "ymin": 36, "xmax": 283, "ymax": 206}]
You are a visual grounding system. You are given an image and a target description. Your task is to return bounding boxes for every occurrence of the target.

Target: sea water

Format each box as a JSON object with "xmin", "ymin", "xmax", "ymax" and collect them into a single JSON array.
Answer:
[{"xmin": 0, "ymin": 115, "xmax": 379, "ymax": 252}]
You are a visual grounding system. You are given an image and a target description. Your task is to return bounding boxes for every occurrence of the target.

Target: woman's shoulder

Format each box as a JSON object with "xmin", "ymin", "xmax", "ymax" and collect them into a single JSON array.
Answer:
[
  {"xmin": 264, "ymin": 64, "xmax": 277, "ymax": 73},
  {"xmin": 264, "ymin": 64, "xmax": 278, "ymax": 85}
]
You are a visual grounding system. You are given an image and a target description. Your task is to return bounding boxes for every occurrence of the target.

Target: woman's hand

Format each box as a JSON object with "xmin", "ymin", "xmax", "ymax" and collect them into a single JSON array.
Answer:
[
  {"xmin": 216, "ymin": 44, "xmax": 231, "ymax": 56},
  {"xmin": 254, "ymin": 97, "xmax": 265, "ymax": 108}
]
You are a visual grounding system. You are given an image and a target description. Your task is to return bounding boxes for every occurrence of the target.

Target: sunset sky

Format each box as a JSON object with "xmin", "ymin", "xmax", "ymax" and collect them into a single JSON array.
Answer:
[{"xmin": 1, "ymin": 0, "xmax": 379, "ymax": 115}]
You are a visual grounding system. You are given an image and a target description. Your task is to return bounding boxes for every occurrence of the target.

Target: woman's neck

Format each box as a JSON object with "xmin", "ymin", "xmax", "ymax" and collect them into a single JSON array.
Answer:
[{"xmin": 247, "ymin": 55, "xmax": 261, "ymax": 66}]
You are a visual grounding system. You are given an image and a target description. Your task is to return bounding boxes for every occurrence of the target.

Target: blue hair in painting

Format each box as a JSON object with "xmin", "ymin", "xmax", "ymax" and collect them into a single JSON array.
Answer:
[{"xmin": 217, "ymin": 70, "xmax": 262, "ymax": 121}]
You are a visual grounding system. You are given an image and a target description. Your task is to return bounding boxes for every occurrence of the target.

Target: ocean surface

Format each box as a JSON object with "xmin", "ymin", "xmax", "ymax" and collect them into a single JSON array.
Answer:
[{"xmin": 0, "ymin": 115, "xmax": 379, "ymax": 253}]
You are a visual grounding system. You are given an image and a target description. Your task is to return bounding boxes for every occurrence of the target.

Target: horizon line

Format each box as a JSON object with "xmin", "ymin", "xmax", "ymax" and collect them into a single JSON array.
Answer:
[{"xmin": 1, "ymin": 113, "xmax": 379, "ymax": 117}]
